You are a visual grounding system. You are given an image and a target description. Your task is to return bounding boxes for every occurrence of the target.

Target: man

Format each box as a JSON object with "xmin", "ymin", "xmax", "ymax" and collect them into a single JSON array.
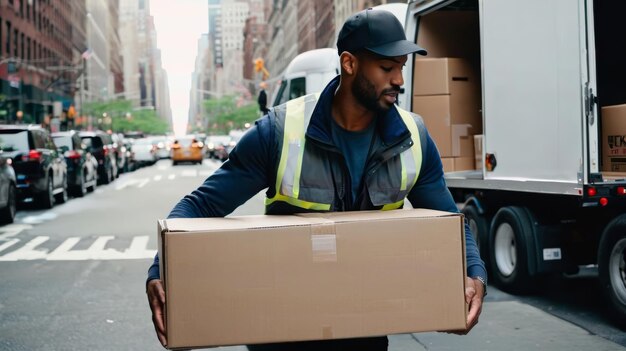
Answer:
[
  {"xmin": 257, "ymin": 81, "xmax": 270, "ymax": 115},
  {"xmin": 147, "ymin": 8, "xmax": 486, "ymax": 350}
]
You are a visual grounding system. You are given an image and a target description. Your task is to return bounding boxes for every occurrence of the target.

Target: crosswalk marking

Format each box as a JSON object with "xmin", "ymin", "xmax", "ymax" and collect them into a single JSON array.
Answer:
[
  {"xmin": 137, "ymin": 179, "xmax": 150, "ymax": 188},
  {"xmin": 168, "ymin": 174, "xmax": 176, "ymax": 180},
  {"xmin": 0, "ymin": 235, "xmax": 156, "ymax": 261},
  {"xmin": 0, "ymin": 236, "xmax": 50, "ymax": 261},
  {"xmin": 0, "ymin": 224, "xmax": 33, "ymax": 240},
  {"xmin": 0, "ymin": 239, "xmax": 19, "ymax": 253},
  {"xmin": 153, "ymin": 175, "xmax": 162, "ymax": 181}
]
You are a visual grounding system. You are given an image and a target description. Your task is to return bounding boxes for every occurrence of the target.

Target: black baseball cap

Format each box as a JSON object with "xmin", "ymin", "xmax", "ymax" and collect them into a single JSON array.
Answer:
[{"xmin": 337, "ymin": 8, "xmax": 427, "ymax": 57}]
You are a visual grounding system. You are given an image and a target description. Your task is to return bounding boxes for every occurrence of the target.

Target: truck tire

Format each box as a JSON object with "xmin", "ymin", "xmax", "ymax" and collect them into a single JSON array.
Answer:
[
  {"xmin": 598, "ymin": 214, "xmax": 626, "ymax": 328},
  {"xmin": 462, "ymin": 204, "xmax": 490, "ymax": 265},
  {"xmin": 489, "ymin": 206, "xmax": 535, "ymax": 293}
]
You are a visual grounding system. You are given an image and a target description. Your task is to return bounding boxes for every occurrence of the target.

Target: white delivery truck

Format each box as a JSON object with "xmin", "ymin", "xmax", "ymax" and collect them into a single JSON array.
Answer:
[
  {"xmin": 400, "ymin": 0, "xmax": 626, "ymax": 325},
  {"xmin": 271, "ymin": 48, "xmax": 340, "ymax": 107}
]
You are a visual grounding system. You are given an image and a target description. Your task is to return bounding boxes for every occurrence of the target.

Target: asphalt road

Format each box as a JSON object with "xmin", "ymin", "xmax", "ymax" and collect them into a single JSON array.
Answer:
[{"xmin": 0, "ymin": 159, "xmax": 624, "ymax": 350}]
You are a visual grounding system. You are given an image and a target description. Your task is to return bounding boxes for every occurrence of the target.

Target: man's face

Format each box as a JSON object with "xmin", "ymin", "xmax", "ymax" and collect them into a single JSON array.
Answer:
[{"xmin": 351, "ymin": 52, "xmax": 407, "ymax": 114}]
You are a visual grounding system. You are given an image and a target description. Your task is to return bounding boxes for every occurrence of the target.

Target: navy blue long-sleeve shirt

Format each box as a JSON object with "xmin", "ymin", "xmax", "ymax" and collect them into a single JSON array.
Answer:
[{"xmin": 148, "ymin": 85, "xmax": 487, "ymax": 285}]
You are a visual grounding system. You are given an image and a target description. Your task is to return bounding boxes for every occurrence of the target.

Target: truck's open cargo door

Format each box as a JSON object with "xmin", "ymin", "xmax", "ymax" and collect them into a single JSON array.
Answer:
[
  {"xmin": 584, "ymin": 0, "xmax": 600, "ymax": 177},
  {"xmin": 481, "ymin": 0, "xmax": 588, "ymax": 185}
]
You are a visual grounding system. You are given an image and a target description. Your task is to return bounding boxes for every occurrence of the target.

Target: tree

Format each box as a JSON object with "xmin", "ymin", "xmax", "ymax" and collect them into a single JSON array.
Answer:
[
  {"xmin": 203, "ymin": 96, "xmax": 258, "ymax": 135},
  {"xmin": 83, "ymin": 100, "xmax": 170, "ymax": 135}
]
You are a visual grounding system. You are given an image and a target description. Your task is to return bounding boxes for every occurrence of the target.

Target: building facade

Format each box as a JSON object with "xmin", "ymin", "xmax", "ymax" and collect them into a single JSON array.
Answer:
[{"xmin": 0, "ymin": 0, "xmax": 82, "ymax": 124}]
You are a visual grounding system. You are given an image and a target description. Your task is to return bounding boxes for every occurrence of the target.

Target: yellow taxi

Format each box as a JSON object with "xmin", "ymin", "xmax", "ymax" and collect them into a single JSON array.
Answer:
[{"xmin": 171, "ymin": 136, "xmax": 204, "ymax": 165}]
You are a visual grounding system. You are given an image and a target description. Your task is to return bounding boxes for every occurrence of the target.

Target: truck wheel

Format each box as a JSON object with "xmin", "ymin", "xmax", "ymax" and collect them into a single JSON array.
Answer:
[
  {"xmin": 598, "ymin": 214, "xmax": 626, "ymax": 328},
  {"xmin": 462, "ymin": 204, "xmax": 490, "ymax": 264},
  {"xmin": 489, "ymin": 206, "xmax": 534, "ymax": 293}
]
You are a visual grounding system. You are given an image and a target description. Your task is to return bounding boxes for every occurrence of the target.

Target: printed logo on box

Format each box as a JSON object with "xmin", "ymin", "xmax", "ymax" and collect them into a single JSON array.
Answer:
[{"xmin": 608, "ymin": 135, "xmax": 626, "ymax": 149}]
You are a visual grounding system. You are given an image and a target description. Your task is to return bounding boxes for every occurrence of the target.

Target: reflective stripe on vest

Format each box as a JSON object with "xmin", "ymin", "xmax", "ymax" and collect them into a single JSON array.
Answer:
[
  {"xmin": 381, "ymin": 108, "xmax": 424, "ymax": 211},
  {"xmin": 266, "ymin": 93, "xmax": 422, "ymax": 211},
  {"xmin": 265, "ymin": 94, "xmax": 330, "ymax": 210}
]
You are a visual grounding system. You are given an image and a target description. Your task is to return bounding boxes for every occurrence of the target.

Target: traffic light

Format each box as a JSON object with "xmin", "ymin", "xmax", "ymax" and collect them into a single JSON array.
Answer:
[{"xmin": 254, "ymin": 57, "xmax": 270, "ymax": 80}]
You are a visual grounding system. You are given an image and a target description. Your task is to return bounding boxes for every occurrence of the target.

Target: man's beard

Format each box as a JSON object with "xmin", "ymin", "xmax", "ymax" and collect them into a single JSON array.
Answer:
[{"xmin": 351, "ymin": 71, "xmax": 398, "ymax": 114}]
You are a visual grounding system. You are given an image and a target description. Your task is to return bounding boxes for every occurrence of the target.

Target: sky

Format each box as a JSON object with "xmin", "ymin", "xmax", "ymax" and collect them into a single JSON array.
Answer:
[{"xmin": 150, "ymin": 0, "xmax": 209, "ymax": 136}]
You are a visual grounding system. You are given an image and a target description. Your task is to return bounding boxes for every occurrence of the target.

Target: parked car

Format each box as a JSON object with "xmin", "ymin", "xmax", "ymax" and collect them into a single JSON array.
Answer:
[
  {"xmin": 79, "ymin": 131, "xmax": 118, "ymax": 185},
  {"xmin": 151, "ymin": 136, "xmax": 171, "ymax": 159},
  {"xmin": 205, "ymin": 135, "xmax": 231, "ymax": 160},
  {"xmin": 171, "ymin": 136, "xmax": 204, "ymax": 165},
  {"xmin": 131, "ymin": 138, "xmax": 158, "ymax": 166},
  {"xmin": 0, "ymin": 125, "xmax": 68, "ymax": 208},
  {"xmin": 52, "ymin": 131, "xmax": 98, "ymax": 197},
  {"xmin": 0, "ymin": 155, "xmax": 17, "ymax": 224},
  {"xmin": 111, "ymin": 133, "xmax": 128, "ymax": 174},
  {"xmin": 122, "ymin": 139, "xmax": 136, "ymax": 172}
]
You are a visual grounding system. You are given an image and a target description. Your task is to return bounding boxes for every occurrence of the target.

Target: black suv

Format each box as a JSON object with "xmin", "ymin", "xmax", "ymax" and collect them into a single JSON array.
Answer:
[
  {"xmin": 0, "ymin": 125, "xmax": 68, "ymax": 208},
  {"xmin": 52, "ymin": 131, "xmax": 98, "ymax": 197},
  {"xmin": 79, "ymin": 131, "xmax": 118, "ymax": 184}
]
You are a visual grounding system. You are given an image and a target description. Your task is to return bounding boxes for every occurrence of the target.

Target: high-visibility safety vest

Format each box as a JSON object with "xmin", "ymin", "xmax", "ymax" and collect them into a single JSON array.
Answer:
[{"xmin": 265, "ymin": 93, "xmax": 424, "ymax": 214}]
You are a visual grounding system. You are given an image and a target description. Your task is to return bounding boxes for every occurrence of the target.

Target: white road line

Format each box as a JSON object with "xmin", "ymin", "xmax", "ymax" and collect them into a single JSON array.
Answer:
[
  {"xmin": 199, "ymin": 170, "xmax": 214, "ymax": 177},
  {"xmin": 137, "ymin": 179, "xmax": 150, "ymax": 188},
  {"xmin": 167, "ymin": 174, "xmax": 176, "ymax": 180},
  {"xmin": 0, "ymin": 239, "xmax": 19, "ymax": 253},
  {"xmin": 0, "ymin": 224, "xmax": 33, "ymax": 240},
  {"xmin": 88, "ymin": 236, "xmax": 114, "ymax": 252},
  {"xmin": 115, "ymin": 179, "xmax": 139, "ymax": 190},
  {"xmin": 0, "ymin": 235, "xmax": 157, "ymax": 261},
  {"xmin": 46, "ymin": 237, "xmax": 81, "ymax": 260},
  {"xmin": 0, "ymin": 236, "xmax": 49, "ymax": 261},
  {"xmin": 181, "ymin": 170, "xmax": 198, "ymax": 177},
  {"xmin": 124, "ymin": 236, "xmax": 156, "ymax": 259},
  {"xmin": 153, "ymin": 175, "xmax": 163, "ymax": 181}
]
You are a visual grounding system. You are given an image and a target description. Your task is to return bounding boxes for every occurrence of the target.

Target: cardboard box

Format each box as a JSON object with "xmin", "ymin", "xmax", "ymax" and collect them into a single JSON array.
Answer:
[
  {"xmin": 159, "ymin": 210, "xmax": 467, "ymax": 349},
  {"xmin": 442, "ymin": 157, "xmax": 475, "ymax": 173},
  {"xmin": 412, "ymin": 95, "xmax": 479, "ymax": 157},
  {"xmin": 413, "ymin": 58, "xmax": 480, "ymax": 97},
  {"xmin": 602, "ymin": 104, "xmax": 626, "ymax": 173},
  {"xmin": 474, "ymin": 135, "xmax": 483, "ymax": 170}
]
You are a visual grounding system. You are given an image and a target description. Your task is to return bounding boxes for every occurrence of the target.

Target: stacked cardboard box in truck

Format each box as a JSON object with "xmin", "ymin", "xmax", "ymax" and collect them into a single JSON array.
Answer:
[
  {"xmin": 411, "ymin": 58, "xmax": 482, "ymax": 171},
  {"xmin": 602, "ymin": 104, "xmax": 626, "ymax": 173},
  {"xmin": 159, "ymin": 209, "xmax": 467, "ymax": 349}
]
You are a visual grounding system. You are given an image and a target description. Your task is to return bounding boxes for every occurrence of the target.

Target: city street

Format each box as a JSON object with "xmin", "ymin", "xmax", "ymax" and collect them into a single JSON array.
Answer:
[{"xmin": 0, "ymin": 159, "xmax": 623, "ymax": 350}]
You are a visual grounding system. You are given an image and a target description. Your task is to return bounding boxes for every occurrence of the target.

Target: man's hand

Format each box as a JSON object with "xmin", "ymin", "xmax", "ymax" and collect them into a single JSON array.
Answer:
[
  {"xmin": 147, "ymin": 279, "xmax": 167, "ymax": 347},
  {"xmin": 464, "ymin": 276, "xmax": 485, "ymax": 334}
]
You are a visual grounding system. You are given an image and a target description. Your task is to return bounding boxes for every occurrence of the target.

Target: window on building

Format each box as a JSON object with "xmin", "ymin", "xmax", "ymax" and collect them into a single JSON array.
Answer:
[
  {"xmin": 5, "ymin": 22, "xmax": 10, "ymax": 55},
  {"xmin": 27, "ymin": 37, "xmax": 31, "ymax": 61},
  {"xmin": 27, "ymin": 3, "xmax": 31, "ymax": 21},
  {"xmin": 32, "ymin": 40, "xmax": 36, "ymax": 60},
  {"xmin": 13, "ymin": 29, "xmax": 18, "ymax": 57},
  {"xmin": 20, "ymin": 32, "xmax": 24, "ymax": 59},
  {"xmin": 19, "ymin": 0, "xmax": 24, "ymax": 18}
]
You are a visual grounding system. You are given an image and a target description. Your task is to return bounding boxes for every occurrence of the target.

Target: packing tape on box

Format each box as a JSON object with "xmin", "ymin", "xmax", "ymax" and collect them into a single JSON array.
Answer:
[{"xmin": 311, "ymin": 223, "xmax": 337, "ymax": 262}]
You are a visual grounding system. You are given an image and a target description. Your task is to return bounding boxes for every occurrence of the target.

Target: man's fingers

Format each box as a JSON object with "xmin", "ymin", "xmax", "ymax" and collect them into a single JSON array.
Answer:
[
  {"xmin": 465, "ymin": 286, "xmax": 476, "ymax": 304},
  {"xmin": 147, "ymin": 280, "xmax": 167, "ymax": 347},
  {"xmin": 152, "ymin": 311, "xmax": 167, "ymax": 346},
  {"xmin": 465, "ymin": 294, "xmax": 483, "ymax": 333}
]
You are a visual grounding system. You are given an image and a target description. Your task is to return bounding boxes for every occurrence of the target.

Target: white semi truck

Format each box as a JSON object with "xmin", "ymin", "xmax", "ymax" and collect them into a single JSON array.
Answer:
[{"xmin": 400, "ymin": 0, "xmax": 626, "ymax": 325}]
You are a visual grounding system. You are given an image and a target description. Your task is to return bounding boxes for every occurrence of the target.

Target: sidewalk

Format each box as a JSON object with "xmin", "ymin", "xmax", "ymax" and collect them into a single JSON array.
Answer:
[
  {"xmin": 210, "ymin": 300, "xmax": 626, "ymax": 351},
  {"xmin": 389, "ymin": 300, "xmax": 625, "ymax": 351}
]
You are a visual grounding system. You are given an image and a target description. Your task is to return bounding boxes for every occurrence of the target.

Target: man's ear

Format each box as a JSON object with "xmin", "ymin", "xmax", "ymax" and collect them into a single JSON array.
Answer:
[{"xmin": 340, "ymin": 52, "xmax": 357, "ymax": 75}]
